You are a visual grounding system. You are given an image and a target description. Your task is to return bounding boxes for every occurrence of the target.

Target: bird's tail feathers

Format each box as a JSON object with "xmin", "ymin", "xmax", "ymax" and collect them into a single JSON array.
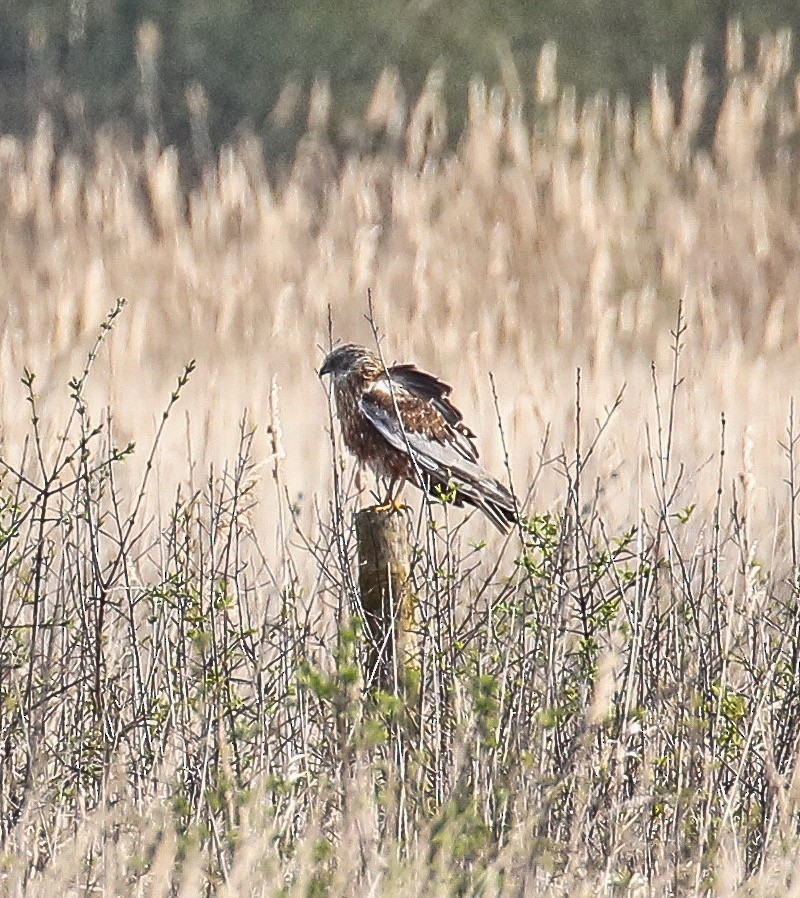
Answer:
[{"xmin": 429, "ymin": 473, "xmax": 518, "ymax": 534}]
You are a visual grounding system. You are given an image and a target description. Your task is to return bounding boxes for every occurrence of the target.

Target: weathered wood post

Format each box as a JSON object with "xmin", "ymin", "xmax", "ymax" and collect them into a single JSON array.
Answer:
[{"xmin": 355, "ymin": 507, "xmax": 416, "ymax": 692}]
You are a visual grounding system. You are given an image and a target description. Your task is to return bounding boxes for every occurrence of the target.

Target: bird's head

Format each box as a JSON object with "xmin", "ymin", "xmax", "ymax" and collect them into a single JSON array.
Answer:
[{"xmin": 318, "ymin": 344, "xmax": 379, "ymax": 380}]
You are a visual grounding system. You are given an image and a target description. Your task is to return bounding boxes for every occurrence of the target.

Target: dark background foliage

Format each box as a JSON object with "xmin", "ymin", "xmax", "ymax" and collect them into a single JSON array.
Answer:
[{"xmin": 1, "ymin": 0, "xmax": 798, "ymax": 158}]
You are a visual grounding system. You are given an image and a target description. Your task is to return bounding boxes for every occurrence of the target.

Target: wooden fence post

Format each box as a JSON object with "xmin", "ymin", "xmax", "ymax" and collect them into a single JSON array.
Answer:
[{"xmin": 355, "ymin": 507, "xmax": 416, "ymax": 692}]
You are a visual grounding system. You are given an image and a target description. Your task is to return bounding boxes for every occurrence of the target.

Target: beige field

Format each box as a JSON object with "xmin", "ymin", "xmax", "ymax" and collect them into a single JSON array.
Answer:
[
  {"xmin": 1, "ymin": 35, "xmax": 798, "ymax": 543},
  {"xmin": 3, "ymin": 30, "xmax": 800, "ymax": 897}
]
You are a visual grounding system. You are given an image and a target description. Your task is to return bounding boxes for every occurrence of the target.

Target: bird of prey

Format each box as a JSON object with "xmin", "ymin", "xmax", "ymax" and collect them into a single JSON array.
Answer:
[{"xmin": 319, "ymin": 344, "xmax": 518, "ymax": 533}]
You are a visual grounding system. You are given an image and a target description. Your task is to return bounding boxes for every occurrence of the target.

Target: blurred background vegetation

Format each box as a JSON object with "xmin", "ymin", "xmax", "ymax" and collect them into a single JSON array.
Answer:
[{"xmin": 1, "ymin": 0, "xmax": 799, "ymax": 163}]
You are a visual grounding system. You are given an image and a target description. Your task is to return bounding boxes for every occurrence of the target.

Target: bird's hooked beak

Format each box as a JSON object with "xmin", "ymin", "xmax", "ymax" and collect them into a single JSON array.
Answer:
[{"xmin": 318, "ymin": 358, "xmax": 332, "ymax": 378}]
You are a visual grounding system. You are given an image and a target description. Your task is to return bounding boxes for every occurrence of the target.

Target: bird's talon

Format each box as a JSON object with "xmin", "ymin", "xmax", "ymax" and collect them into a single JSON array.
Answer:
[{"xmin": 374, "ymin": 498, "xmax": 409, "ymax": 514}]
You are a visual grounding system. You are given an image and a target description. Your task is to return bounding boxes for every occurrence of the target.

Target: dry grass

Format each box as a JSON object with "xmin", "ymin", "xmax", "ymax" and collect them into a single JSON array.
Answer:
[{"xmin": 2, "ymin": 29, "xmax": 800, "ymax": 896}]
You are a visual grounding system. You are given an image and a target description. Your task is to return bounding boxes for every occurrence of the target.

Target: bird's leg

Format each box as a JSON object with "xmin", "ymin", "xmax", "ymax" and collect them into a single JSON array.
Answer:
[{"xmin": 375, "ymin": 477, "xmax": 408, "ymax": 513}]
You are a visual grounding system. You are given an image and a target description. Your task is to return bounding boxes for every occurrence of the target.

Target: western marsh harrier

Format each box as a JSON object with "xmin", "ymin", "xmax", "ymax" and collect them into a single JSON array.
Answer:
[{"xmin": 319, "ymin": 344, "xmax": 517, "ymax": 532}]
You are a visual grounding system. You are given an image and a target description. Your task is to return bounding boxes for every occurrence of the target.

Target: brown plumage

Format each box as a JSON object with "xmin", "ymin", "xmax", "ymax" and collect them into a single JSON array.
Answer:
[{"xmin": 319, "ymin": 344, "xmax": 518, "ymax": 533}]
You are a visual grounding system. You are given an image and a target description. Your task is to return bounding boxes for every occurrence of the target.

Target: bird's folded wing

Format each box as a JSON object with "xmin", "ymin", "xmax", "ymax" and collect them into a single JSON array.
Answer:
[
  {"xmin": 379, "ymin": 371, "xmax": 479, "ymax": 461},
  {"xmin": 359, "ymin": 392, "xmax": 512, "ymax": 508},
  {"xmin": 387, "ymin": 365, "xmax": 474, "ymax": 436}
]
